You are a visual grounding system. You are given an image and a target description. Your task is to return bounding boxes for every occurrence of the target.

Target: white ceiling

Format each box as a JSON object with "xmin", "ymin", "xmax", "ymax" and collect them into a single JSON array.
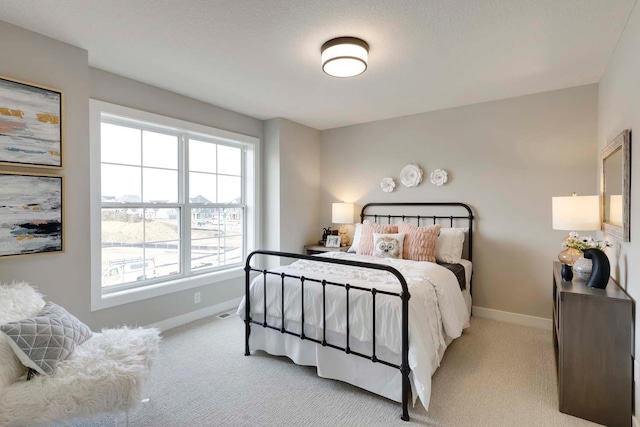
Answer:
[{"xmin": 0, "ymin": 0, "xmax": 636, "ymax": 130}]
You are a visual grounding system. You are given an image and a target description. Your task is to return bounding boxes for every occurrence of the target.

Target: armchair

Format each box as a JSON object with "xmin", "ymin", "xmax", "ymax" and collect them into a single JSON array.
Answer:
[{"xmin": 0, "ymin": 282, "xmax": 160, "ymax": 427}]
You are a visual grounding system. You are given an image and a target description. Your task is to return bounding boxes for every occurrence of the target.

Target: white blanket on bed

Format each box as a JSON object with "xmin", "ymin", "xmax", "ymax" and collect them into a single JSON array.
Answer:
[{"xmin": 237, "ymin": 252, "xmax": 469, "ymax": 410}]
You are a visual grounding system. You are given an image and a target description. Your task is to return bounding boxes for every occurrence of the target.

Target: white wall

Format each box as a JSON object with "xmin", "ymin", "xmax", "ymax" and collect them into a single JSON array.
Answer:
[
  {"xmin": 320, "ymin": 85, "xmax": 598, "ymax": 319},
  {"xmin": 597, "ymin": 0, "xmax": 640, "ymax": 414},
  {"xmin": 0, "ymin": 20, "xmax": 264, "ymax": 330},
  {"xmin": 263, "ymin": 118, "xmax": 320, "ymax": 256}
]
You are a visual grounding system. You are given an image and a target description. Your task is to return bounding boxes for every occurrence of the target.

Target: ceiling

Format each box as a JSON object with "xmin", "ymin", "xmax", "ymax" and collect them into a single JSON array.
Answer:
[{"xmin": 0, "ymin": 0, "xmax": 636, "ymax": 130}]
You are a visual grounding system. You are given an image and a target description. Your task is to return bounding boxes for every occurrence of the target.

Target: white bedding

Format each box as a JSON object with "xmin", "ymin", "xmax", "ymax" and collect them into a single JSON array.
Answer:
[{"xmin": 237, "ymin": 252, "xmax": 470, "ymax": 410}]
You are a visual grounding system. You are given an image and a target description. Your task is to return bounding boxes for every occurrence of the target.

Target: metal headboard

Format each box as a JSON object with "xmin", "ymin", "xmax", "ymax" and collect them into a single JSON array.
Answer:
[{"xmin": 360, "ymin": 202, "xmax": 474, "ymax": 263}]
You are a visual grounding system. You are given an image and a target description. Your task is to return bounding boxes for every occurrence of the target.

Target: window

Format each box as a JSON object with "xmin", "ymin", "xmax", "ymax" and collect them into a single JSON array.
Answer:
[{"xmin": 90, "ymin": 101, "xmax": 259, "ymax": 311}]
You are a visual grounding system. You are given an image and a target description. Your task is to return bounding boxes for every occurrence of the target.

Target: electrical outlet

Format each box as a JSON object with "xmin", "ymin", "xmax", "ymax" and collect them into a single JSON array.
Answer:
[
  {"xmin": 194, "ymin": 292, "xmax": 201, "ymax": 304},
  {"xmin": 635, "ymin": 360, "xmax": 638, "ymax": 383}
]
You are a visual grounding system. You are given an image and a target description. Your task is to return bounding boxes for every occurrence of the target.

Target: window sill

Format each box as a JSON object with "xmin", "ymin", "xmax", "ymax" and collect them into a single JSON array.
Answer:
[{"xmin": 91, "ymin": 267, "xmax": 244, "ymax": 311}]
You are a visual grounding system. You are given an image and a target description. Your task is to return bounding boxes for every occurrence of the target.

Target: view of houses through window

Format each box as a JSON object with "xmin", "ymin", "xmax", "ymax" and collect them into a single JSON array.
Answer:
[{"xmin": 100, "ymin": 118, "xmax": 245, "ymax": 292}]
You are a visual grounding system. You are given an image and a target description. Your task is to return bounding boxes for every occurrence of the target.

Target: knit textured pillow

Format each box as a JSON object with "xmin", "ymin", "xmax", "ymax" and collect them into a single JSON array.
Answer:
[
  {"xmin": 0, "ymin": 302, "xmax": 92, "ymax": 376},
  {"xmin": 357, "ymin": 220, "xmax": 398, "ymax": 256},
  {"xmin": 397, "ymin": 222, "xmax": 440, "ymax": 262}
]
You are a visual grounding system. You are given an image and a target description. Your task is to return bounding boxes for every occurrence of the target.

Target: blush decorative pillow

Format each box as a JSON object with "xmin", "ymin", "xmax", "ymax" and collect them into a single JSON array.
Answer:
[
  {"xmin": 357, "ymin": 220, "xmax": 398, "ymax": 256},
  {"xmin": 372, "ymin": 233, "xmax": 405, "ymax": 259},
  {"xmin": 435, "ymin": 227, "xmax": 468, "ymax": 263},
  {"xmin": 397, "ymin": 222, "xmax": 440, "ymax": 263}
]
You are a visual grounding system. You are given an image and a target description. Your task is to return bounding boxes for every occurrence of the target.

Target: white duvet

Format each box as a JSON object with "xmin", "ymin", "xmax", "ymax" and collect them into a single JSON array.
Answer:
[{"xmin": 237, "ymin": 251, "xmax": 470, "ymax": 410}]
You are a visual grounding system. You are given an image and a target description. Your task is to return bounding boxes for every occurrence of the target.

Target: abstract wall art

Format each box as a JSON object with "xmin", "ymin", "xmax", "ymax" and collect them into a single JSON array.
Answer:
[
  {"xmin": 0, "ymin": 172, "xmax": 63, "ymax": 257},
  {"xmin": 0, "ymin": 76, "xmax": 63, "ymax": 168}
]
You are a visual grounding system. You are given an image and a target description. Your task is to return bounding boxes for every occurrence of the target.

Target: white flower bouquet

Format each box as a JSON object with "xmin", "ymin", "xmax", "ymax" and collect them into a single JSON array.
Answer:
[{"xmin": 562, "ymin": 232, "xmax": 610, "ymax": 252}]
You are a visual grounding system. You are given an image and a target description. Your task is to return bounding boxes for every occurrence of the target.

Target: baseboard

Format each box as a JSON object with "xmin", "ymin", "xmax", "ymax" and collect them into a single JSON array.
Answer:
[
  {"xmin": 149, "ymin": 296, "xmax": 242, "ymax": 332},
  {"xmin": 633, "ymin": 415, "xmax": 639, "ymax": 427},
  {"xmin": 472, "ymin": 306, "xmax": 552, "ymax": 330}
]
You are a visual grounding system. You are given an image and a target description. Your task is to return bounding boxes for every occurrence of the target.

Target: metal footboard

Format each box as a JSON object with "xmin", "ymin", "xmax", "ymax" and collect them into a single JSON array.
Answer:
[{"xmin": 244, "ymin": 250, "xmax": 412, "ymax": 421}]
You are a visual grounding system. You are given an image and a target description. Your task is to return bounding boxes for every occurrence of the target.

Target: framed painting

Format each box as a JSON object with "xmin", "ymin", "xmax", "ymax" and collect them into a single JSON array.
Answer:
[
  {"xmin": 0, "ymin": 171, "xmax": 63, "ymax": 258},
  {"xmin": 0, "ymin": 76, "xmax": 63, "ymax": 168}
]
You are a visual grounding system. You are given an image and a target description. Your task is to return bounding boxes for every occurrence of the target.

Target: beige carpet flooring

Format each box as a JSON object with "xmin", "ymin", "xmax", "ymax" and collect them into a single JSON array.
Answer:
[{"xmin": 61, "ymin": 315, "xmax": 600, "ymax": 427}]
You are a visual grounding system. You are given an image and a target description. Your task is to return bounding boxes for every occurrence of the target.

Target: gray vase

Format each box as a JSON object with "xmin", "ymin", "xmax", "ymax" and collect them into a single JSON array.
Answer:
[{"xmin": 572, "ymin": 257, "xmax": 592, "ymax": 281}]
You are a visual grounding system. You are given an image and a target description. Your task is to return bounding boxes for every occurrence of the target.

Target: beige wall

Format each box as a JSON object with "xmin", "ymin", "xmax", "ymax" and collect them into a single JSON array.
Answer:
[
  {"xmin": 320, "ymin": 85, "xmax": 598, "ymax": 319},
  {"xmin": 597, "ymin": 1, "xmax": 640, "ymax": 413},
  {"xmin": 0, "ymin": 20, "xmax": 264, "ymax": 330},
  {"xmin": 263, "ymin": 118, "xmax": 320, "ymax": 257}
]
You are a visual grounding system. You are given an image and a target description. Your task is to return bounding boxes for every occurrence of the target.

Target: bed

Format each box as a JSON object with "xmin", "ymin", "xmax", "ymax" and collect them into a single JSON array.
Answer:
[{"xmin": 238, "ymin": 202, "xmax": 474, "ymax": 421}]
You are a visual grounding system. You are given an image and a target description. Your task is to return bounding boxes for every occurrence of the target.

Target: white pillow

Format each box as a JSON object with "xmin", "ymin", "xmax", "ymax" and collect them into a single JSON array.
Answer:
[
  {"xmin": 0, "ymin": 282, "xmax": 46, "ymax": 390},
  {"xmin": 372, "ymin": 233, "xmax": 405, "ymax": 259},
  {"xmin": 435, "ymin": 228, "xmax": 467, "ymax": 263},
  {"xmin": 347, "ymin": 223, "xmax": 362, "ymax": 253}
]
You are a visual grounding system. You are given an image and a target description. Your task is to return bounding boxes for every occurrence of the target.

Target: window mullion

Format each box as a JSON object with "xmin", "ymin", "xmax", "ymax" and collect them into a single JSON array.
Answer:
[{"xmin": 182, "ymin": 134, "xmax": 191, "ymax": 276}]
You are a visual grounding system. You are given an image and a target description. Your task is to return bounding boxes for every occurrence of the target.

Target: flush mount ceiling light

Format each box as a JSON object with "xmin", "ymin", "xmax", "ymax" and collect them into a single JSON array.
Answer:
[{"xmin": 321, "ymin": 37, "xmax": 369, "ymax": 78}]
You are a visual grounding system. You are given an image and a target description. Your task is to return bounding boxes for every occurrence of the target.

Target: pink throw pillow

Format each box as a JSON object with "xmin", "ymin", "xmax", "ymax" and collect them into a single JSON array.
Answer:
[
  {"xmin": 397, "ymin": 222, "xmax": 440, "ymax": 262},
  {"xmin": 357, "ymin": 220, "xmax": 398, "ymax": 256}
]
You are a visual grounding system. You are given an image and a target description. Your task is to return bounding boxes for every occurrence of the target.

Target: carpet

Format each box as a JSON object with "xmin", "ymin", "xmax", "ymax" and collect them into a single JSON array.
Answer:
[{"xmin": 58, "ymin": 315, "xmax": 599, "ymax": 426}]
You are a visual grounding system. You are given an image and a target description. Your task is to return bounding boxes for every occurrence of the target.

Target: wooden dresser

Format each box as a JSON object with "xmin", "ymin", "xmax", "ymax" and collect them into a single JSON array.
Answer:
[{"xmin": 553, "ymin": 261, "xmax": 633, "ymax": 427}]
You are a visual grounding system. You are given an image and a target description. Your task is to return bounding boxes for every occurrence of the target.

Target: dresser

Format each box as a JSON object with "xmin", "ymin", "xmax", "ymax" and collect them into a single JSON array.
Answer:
[{"xmin": 552, "ymin": 261, "xmax": 632, "ymax": 427}]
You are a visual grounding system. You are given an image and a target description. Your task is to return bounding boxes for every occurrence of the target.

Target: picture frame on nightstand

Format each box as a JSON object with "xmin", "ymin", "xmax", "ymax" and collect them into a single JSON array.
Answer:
[{"xmin": 325, "ymin": 235, "xmax": 341, "ymax": 248}]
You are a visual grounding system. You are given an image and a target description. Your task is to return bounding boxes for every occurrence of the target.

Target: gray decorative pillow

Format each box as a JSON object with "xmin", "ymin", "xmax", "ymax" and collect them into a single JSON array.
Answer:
[{"xmin": 0, "ymin": 302, "xmax": 93, "ymax": 376}]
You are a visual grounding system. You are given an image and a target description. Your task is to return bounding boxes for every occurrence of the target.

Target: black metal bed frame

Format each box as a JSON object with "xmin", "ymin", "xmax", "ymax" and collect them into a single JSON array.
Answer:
[{"xmin": 244, "ymin": 202, "xmax": 474, "ymax": 421}]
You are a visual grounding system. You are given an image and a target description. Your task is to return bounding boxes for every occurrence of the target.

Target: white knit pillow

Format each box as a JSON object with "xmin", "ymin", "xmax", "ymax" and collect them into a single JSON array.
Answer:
[
  {"xmin": 435, "ymin": 228, "xmax": 468, "ymax": 263},
  {"xmin": 0, "ymin": 282, "xmax": 46, "ymax": 390}
]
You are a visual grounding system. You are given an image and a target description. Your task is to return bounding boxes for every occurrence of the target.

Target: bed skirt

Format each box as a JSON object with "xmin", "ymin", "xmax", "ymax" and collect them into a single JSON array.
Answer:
[{"xmin": 246, "ymin": 317, "xmax": 452, "ymax": 407}]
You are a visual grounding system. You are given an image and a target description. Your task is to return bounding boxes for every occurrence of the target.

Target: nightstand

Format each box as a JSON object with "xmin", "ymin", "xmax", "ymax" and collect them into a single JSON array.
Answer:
[{"xmin": 304, "ymin": 245, "xmax": 349, "ymax": 256}]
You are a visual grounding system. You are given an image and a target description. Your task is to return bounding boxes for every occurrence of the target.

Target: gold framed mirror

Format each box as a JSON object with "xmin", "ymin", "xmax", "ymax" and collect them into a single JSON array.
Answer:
[{"xmin": 601, "ymin": 129, "xmax": 631, "ymax": 241}]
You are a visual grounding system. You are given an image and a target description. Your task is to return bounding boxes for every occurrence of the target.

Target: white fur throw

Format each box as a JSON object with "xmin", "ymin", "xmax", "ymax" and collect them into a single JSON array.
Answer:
[
  {"xmin": 0, "ymin": 282, "xmax": 46, "ymax": 391},
  {"xmin": 0, "ymin": 327, "xmax": 160, "ymax": 427}
]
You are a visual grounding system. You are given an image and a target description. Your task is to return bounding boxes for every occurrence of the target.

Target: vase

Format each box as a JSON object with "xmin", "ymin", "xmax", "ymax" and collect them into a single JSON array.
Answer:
[{"xmin": 572, "ymin": 257, "xmax": 592, "ymax": 281}]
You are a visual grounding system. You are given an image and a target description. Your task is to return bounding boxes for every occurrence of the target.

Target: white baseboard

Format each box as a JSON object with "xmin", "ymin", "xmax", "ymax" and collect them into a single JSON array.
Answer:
[
  {"xmin": 633, "ymin": 415, "xmax": 639, "ymax": 427},
  {"xmin": 472, "ymin": 306, "xmax": 552, "ymax": 330},
  {"xmin": 149, "ymin": 297, "xmax": 242, "ymax": 332}
]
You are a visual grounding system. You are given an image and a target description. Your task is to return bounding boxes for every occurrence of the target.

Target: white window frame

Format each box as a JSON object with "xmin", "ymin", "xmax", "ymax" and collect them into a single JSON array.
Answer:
[{"xmin": 89, "ymin": 100, "xmax": 260, "ymax": 311}]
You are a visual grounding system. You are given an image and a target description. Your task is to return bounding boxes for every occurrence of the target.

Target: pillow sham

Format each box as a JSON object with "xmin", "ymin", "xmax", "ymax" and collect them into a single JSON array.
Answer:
[
  {"xmin": 372, "ymin": 233, "xmax": 405, "ymax": 259},
  {"xmin": 396, "ymin": 222, "xmax": 440, "ymax": 263},
  {"xmin": 0, "ymin": 302, "xmax": 93, "ymax": 376},
  {"xmin": 435, "ymin": 227, "xmax": 468, "ymax": 264},
  {"xmin": 357, "ymin": 220, "xmax": 398, "ymax": 256},
  {"xmin": 348, "ymin": 223, "xmax": 362, "ymax": 253}
]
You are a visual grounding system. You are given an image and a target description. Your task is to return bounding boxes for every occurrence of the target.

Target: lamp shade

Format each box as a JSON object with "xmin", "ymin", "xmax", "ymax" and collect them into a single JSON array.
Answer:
[
  {"xmin": 552, "ymin": 194, "xmax": 600, "ymax": 230},
  {"xmin": 321, "ymin": 37, "xmax": 368, "ymax": 78},
  {"xmin": 332, "ymin": 203, "xmax": 354, "ymax": 224},
  {"xmin": 609, "ymin": 195, "xmax": 623, "ymax": 227}
]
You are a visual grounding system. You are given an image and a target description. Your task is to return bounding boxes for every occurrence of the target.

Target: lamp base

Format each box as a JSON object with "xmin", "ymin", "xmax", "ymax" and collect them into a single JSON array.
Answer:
[{"xmin": 561, "ymin": 263, "xmax": 573, "ymax": 281}]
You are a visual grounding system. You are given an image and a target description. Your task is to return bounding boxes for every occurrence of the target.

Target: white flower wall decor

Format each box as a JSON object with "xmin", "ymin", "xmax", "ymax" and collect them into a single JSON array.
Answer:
[
  {"xmin": 400, "ymin": 164, "xmax": 423, "ymax": 188},
  {"xmin": 380, "ymin": 177, "xmax": 396, "ymax": 193},
  {"xmin": 430, "ymin": 169, "xmax": 448, "ymax": 186}
]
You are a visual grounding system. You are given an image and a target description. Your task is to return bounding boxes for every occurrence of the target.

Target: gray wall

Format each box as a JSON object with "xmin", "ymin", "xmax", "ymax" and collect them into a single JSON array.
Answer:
[
  {"xmin": 263, "ymin": 118, "xmax": 321, "ymax": 257},
  {"xmin": 0, "ymin": 21, "xmax": 92, "ymax": 324},
  {"xmin": 0, "ymin": 20, "xmax": 264, "ymax": 330},
  {"xmin": 320, "ymin": 85, "xmax": 598, "ymax": 319},
  {"xmin": 597, "ymin": 1, "xmax": 640, "ymax": 412}
]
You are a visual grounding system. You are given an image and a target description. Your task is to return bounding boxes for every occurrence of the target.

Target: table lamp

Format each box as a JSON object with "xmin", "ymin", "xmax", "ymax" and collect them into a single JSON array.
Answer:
[
  {"xmin": 552, "ymin": 193, "xmax": 600, "ymax": 280},
  {"xmin": 332, "ymin": 202, "xmax": 354, "ymax": 246}
]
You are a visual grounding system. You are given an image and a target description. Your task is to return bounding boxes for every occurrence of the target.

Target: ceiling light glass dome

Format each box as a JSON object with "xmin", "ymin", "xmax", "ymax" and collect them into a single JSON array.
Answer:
[{"xmin": 321, "ymin": 37, "xmax": 369, "ymax": 78}]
